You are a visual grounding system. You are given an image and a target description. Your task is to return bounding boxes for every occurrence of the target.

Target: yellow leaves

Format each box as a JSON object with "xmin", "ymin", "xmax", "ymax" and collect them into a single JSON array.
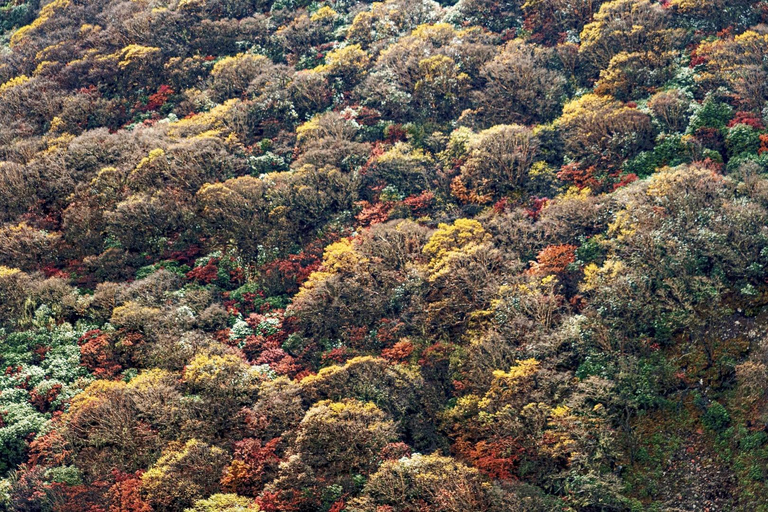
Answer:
[
  {"xmin": 347, "ymin": 10, "xmax": 376, "ymax": 45},
  {"xmin": 491, "ymin": 358, "xmax": 541, "ymax": 384},
  {"xmin": 581, "ymin": 258, "xmax": 626, "ymax": 292},
  {"xmin": 184, "ymin": 352, "xmax": 253, "ymax": 388},
  {"xmin": 646, "ymin": 164, "xmax": 718, "ymax": 200},
  {"xmin": 558, "ymin": 92, "xmax": 653, "ymax": 164},
  {"xmin": 0, "ymin": 75, "xmax": 29, "ymax": 96},
  {"xmin": 0, "ymin": 222, "xmax": 57, "ymax": 243},
  {"xmin": 414, "ymin": 54, "xmax": 468, "ymax": 102},
  {"xmin": 168, "ymin": 99, "xmax": 239, "ymax": 137},
  {"xmin": 211, "ymin": 53, "xmax": 269, "ymax": 78},
  {"xmin": 453, "ymin": 124, "xmax": 538, "ymax": 204},
  {"xmin": 110, "ymin": 301, "xmax": 162, "ymax": 329},
  {"xmin": 142, "ymin": 439, "xmax": 229, "ymax": 508},
  {"xmin": 549, "ymin": 404, "xmax": 571, "ymax": 419},
  {"xmin": 0, "ymin": 266, "xmax": 21, "ymax": 278},
  {"xmin": 540, "ymin": 274, "xmax": 557, "ymax": 286},
  {"xmin": 296, "ymin": 238, "xmax": 365, "ymax": 300},
  {"xmin": 606, "ymin": 209, "xmax": 636, "ymax": 242},
  {"xmin": 116, "ymin": 45, "xmax": 162, "ymax": 68},
  {"xmin": 327, "ymin": 399, "xmax": 379, "ymax": 415},
  {"xmin": 320, "ymin": 238, "xmax": 364, "ymax": 273},
  {"xmin": 418, "ymin": 54, "xmax": 458, "ymax": 80},
  {"xmin": 68, "ymin": 379, "xmax": 127, "ymax": 417},
  {"xmin": 211, "ymin": 54, "xmax": 243, "ymax": 75},
  {"xmin": 579, "ymin": 0, "xmax": 673, "ymax": 69},
  {"xmin": 377, "ymin": 142, "xmax": 434, "ymax": 167},
  {"xmin": 10, "ymin": 0, "xmax": 71, "ymax": 47},
  {"xmin": 10, "ymin": 25, "xmax": 35, "ymax": 48},
  {"xmin": 34, "ymin": 60, "xmax": 59, "ymax": 76},
  {"xmin": 127, "ymin": 368, "xmax": 174, "ymax": 390},
  {"xmin": 138, "ymin": 148, "xmax": 167, "ymax": 167},
  {"xmin": 560, "ymin": 186, "xmax": 593, "ymax": 203},
  {"xmin": 422, "ymin": 219, "xmax": 490, "ymax": 280},
  {"xmin": 299, "ymin": 355, "xmax": 377, "ymax": 388},
  {"xmin": 411, "ymin": 23, "xmax": 458, "ymax": 45},
  {"xmin": 314, "ymin": 44, "xmax": 370, "ymax": 78},
  {"xmin": 560, "ymin": 93, "xmax": 614, "ymax": 124},
  {"xmin": 733, "ymin": 29, "xmax": 768, "ymax": 46},
  {"xmin": 187, "ymin": 494, "xmax": 260, "ymax": 512},
  {"xmin": 129, "ymin": 148, "xmax": 167, "ymax": 183},
  {"xmin": 295, "ymin": 115, "xmax": 323, "ymax": 145},
  {"xmin": 79, "ymin": 23, "xmax": 101, "ymax": 35},
  {"xmin": 142, "ymin": 438, "xmax": 218, "ymax": 482},
  {"xmin": 177, "ymin": 0, "xmax": 206, "ymax": 11},
  {"xmin": 444, "ymin": 359, "xmax": 541, "ymax": 426},
  {"xmin": 310, "ymin": 5, "xmax": 338, "ymax": 21},
  {"xmin": 669, "ymin": 0, "xmax": 703, "ymax": 9}
]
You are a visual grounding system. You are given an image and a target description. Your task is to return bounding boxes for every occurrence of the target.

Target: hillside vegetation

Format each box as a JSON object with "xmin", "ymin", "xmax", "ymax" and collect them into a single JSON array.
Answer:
[{"xmin": 1, "ymin": 0, "xmax": 768, "ymax": 510}]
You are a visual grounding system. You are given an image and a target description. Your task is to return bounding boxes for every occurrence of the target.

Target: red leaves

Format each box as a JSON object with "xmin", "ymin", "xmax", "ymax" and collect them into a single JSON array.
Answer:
[
  {"xmin": 381, "ymin": 340, "xmax": 414, "ymax": 363},
  {"xmin": 186, "ymin": 259, "xmax": 220, "ymax": 284},
  {"xmin": 355, "ymin": 200, "xmax": 391, "ymax": 227},
  {"xmin": 145, "ymin": 85, "xmax": 174, "ymax": 112},
  {"xmin": 256, "ymin": 348, "xmax": 301, "ymax": 376},
  {"xmin": 384, "ymin": 124, "xmax": 407, "ymax": 143},
  {"xmin": 454, "ymin": 438, "xmax": 524, "ymax": 481},
  {"xmin": 557, "ymin": 163, "xmax": 601, "ymax": 191},
  {"xmin": 221, "ymin": 438, "xmax": 281, "ymax": 497},
  {"xmin": 529, "ymin": 244, "xmax": 578, "ymax": 276},
  {"xmin": 28, "ymin": 431, "xmax": 70, "ymax": 468},
  {"xmin": 30, "ymin": 384, "xmax": 62, "ymax": 413},
  {"xmin": 402, "ymin": 191, "xmax": 435, "ymax": 216},
  {"xmin": 261, "ymin": 241, "xmax": 325, "ymax": 294},
  {"xmin": 612, "ymin": 172, "xmax": 638, "ymax": 190},
  {"xmin": 255, "ymin": 491, "xmax": 282, "ymax": 512},
  {"xmin": 105, "ymin": 471, "xmax": 151, "ymax": 512},
  {"xmin": 322, "ymin": 347, "xmax": 355, "ymax": 365},
  {"xmin": 729, "ymin": 111, "xmax": 764, "ymax": 129},
  {"xmin": 379, "ymin": 442, "xmax": 412, "ymax": 461},
  {"xmin": 78, "ymin": 330, "xmax": 122, "ymax": 378},
  {"xmin": 759, "ymin": 133, "xmax": 768, "ymax": 155},
  {"xmin": 693, "ymin": 127, "xmax": 725, "ymax": 154},
  {"xmin": 357, "ymin": 190, "xmax": 435, "ymax": 227}
]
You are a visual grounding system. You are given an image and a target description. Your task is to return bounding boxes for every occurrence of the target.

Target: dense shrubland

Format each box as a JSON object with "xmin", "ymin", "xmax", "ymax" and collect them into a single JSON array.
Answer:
[{"xmin": 1, "ymin": 0, "xmax": 768, "ymax": 510}]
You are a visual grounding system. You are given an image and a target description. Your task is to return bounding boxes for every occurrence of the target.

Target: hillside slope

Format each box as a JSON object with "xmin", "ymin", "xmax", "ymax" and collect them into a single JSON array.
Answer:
[{"xmin": 1, "ymin": 0, "xmax": 768, "ymax": 510}]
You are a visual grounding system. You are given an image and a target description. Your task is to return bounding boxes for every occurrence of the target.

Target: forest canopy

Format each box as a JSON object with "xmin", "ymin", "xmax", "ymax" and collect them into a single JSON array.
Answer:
[{"xmin": 1, "ymin": 0, "xmax": 768, "ymax": 510}]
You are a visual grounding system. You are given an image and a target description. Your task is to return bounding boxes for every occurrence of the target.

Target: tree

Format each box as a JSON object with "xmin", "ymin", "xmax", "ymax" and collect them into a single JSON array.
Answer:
[
  {"xmin": 579, "ymin": 0, "xmax": 684, "ymax": 72},
  {"xmin": 346, "ymin": 453, "xmax": 496, "ymax": 511},
  {"xmin": 477, "ymin": 39, "xmax": 567, "ymax": 125},
  {"xmin": 669, "ymin": 0, "xmax": 763, "ymax": 32},
  {"xmin": 451, "ymin": 124, "xmax": 539, "ymax": 204},
  {"xmin": 314, "ymin": 44, "xmax": 370, "ymax": 88},
  {"xmin": 292, "ymin": 111, "xmax": 371, "ymax": 172},
  {"xmin": 290, "ymin": 399, "xmax": 396, "ymax": 482},
  {"xmin": 62, "ymin": 380, "xmax": 162, "ymax": 479},
  {"xmin": 693, "ymin": 30, "xmax": 768, "ymax": 109},
  {"xmin": 141, "ymin": 439, "xmax": 230, "ymax": 512},
  {"xmin": 594, "ymin": 51, "xmax": 677, "ymax": 101},
  {"xmin": 364, "ymin": 142, "xmax": 435, "ymax": 198},
  {"xmin": 0, "ymin": 266, "xmax": 32, "ymax": 327},
  {"xmin": 558, "ymin": 93, "xmax": 654, "ymax": 167},
  {"xmin": 185, "ymin": 493, "xmax": 260, "ymax": 512},
  {"xmin": 210, "ymin": 54, "xmax": 273, "ymax": 101},
  {"xmin": 522, "ymin": 0, "xmax": 606, "ymax": 45},
  {"xmin": 648, "ymin": 89, "xmax": 693, "ymax": 133},
  {"xmin": 299, "ymin": 356, "xmax": 442, "ymax": 451},
  {"xmin": 197, "ymin": 176, "xmax": 274, "ymax": 262}
]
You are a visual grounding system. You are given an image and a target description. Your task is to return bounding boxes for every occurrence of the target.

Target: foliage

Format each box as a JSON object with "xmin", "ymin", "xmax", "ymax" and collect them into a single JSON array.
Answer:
[{"xmin": 0, "ymin": 0, "xmax": 767, "ymax": 509}]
